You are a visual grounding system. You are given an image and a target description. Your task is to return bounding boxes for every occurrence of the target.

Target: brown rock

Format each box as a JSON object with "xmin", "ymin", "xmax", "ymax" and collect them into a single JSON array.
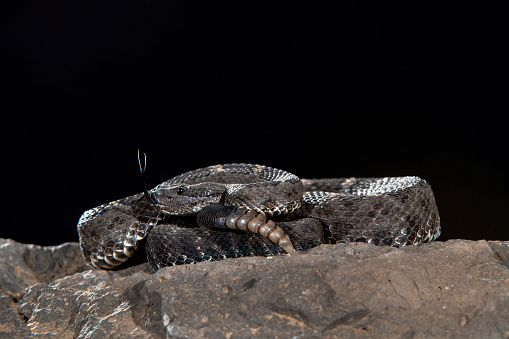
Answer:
[
  {"xmin": 2, "ymin": 239, "xmax": 509, "ymax": 338},
  {"xmin": 0, "ymin": 239, "xmax": 90, "ymax": 338}
]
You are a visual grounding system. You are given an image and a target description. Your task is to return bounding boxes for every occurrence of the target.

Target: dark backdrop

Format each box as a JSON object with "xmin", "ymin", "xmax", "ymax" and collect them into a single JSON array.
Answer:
[{"xmin": 1, "ymin": 2, "xmax": 506, "ymax": 245}]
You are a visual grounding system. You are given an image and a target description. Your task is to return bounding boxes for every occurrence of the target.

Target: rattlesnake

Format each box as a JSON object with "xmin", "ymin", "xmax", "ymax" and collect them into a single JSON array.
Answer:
[{"xmin": 77, "ymin": 162, "xmax": 440, "ymax": 271}]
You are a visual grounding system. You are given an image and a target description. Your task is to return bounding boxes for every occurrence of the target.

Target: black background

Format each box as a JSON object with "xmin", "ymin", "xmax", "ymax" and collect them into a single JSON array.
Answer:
[{"xmin": 1, "ymin": 2, "xmax": 506, "ymax": 246}]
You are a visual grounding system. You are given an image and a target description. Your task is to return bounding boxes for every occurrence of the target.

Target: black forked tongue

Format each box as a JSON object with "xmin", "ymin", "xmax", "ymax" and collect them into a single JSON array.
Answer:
[{"xmin": 137, "ymin": 150, "xmax": 159, "ymax": 205}]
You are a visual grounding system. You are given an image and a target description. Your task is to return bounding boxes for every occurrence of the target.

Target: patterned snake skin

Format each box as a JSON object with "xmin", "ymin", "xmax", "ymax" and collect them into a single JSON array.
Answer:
[{"xmin": 77, "ymin": 164, "xmax": 441, "ymax": 271}]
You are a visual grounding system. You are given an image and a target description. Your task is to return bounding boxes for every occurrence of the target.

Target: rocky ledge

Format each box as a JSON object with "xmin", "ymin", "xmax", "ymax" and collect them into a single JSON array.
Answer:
[{"xmin": 1, "ymin": 238, "xmax": 509, "ymax": 338}]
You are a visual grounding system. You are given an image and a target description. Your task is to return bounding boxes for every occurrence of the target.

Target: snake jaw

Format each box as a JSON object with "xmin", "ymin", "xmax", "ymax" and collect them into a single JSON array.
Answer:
[{"xmin": 152, "ymin": 183, "xmax": 226, "ymax": 216}]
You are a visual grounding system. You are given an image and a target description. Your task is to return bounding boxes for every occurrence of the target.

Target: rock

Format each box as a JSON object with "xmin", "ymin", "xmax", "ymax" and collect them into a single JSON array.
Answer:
[
  {"xmin": 0, "ymin": 239, "xmax": 89, "ymax": 296},
  {"xmin": 0, "ymin": 239, "xmax": 90, "ymax": 338},
  {"xmin": 1, "ymin": 238, "xmax": 509, "ymax": 338}
]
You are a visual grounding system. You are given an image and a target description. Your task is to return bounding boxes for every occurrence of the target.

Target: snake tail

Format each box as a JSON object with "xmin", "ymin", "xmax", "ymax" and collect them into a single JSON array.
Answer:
[{"xmin": 197, "ymin": 204, "xmax": 295, "ymax": 254}]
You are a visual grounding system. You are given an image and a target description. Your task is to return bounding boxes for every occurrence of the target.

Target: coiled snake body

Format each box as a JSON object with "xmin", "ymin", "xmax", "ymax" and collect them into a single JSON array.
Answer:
[{"xmin": 77, "ymin": 163, "xmax": 441, "ymax": 271}]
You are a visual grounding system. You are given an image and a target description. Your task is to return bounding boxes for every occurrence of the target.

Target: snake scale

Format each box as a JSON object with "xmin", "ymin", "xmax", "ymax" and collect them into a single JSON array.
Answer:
[{"xmin": 77, "ymin": 163, "xmax": 441, "ymax": 271}]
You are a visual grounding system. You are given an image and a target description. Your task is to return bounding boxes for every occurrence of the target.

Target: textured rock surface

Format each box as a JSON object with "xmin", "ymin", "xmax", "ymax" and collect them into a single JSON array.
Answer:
[
  {"xmin": 1, "ymin": 238, "xmax": 509, "ymax": 338},
  {"xmin": 0, "ymin": 238, "xmax": 90, "ymax": 338}
]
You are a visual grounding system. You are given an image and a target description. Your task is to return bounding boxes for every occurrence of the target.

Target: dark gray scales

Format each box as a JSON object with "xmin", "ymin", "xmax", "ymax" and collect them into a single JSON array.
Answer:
[{"xmin": 77, "ymin": 163, "xmax": 441, "ymax": 271}]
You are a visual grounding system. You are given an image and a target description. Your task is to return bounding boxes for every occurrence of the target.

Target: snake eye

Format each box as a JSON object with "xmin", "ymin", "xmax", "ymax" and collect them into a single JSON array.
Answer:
[{"xmin": 176, "ymin": 186, "xmax": 186, "ymax": 195}]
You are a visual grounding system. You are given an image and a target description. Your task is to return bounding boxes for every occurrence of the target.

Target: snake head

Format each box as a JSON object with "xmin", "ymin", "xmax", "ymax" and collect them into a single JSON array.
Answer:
[{"xmin": 150, "ymin": 182, "xmax": 226, "ymax": 216}]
